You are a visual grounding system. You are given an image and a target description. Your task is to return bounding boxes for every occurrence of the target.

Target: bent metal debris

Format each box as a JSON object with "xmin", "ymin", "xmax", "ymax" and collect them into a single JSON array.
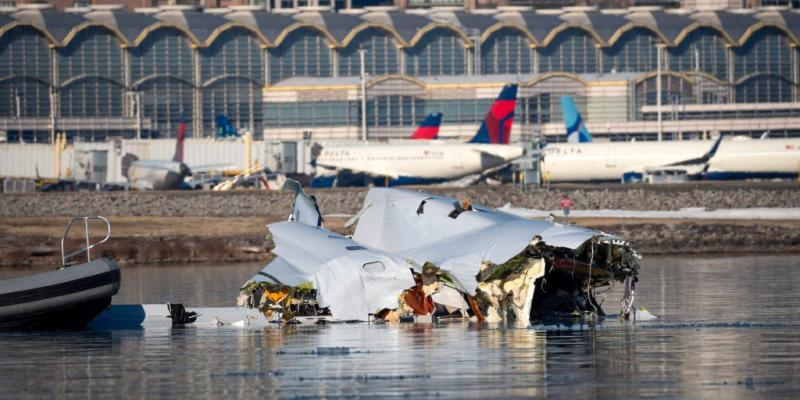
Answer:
[{"xmin": 238, "ymin": 180, "xmax": 641, "ymax": 325}]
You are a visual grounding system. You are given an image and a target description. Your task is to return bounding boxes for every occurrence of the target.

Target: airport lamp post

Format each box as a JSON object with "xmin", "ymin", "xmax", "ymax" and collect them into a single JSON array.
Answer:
[
  {"xmin": 359, "ymin": 47, "xmax": 368, "ymax": 142},
  {"xmin": 128, "ymin": 91, "xmax": 143, "ymax": 140},
  {"xmin": 657, "ymin": 44, "xmax": 663, "ymax": 141}
]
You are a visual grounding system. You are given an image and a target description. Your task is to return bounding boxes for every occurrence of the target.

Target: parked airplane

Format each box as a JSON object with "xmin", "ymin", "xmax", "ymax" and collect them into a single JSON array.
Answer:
[
  {"xmin": 310, "ymin": 84, "xmax": 523, "ymax": 187},
  {"xmin": 410, "ymin": 112, "xmax": 442, "ymax": 140},
  {"xmin": 561, "ymin": 96, "xmax": 592, "ymax": 143},
  {"xmin": 215, "ymin": 115, "xmax": 240, "ymax": 139},
  {"xmin": 121, "ymin": 121, "xmax": 192, "ymax": 190},
  {"xmin": 541, "ymin": 97, "xmax": 800, "ymax": 182}
]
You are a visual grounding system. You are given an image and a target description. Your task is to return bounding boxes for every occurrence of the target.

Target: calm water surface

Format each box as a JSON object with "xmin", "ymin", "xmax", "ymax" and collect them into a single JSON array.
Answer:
[{"xmin": 1, "ymin": 254, "xmax": 799, "ymax": 399}]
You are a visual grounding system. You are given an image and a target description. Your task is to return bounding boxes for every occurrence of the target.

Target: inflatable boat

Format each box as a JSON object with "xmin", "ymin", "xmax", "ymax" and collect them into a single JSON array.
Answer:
[{"xmin": 0, "ymin": 217, "xmax": 121, "ymax": 330}]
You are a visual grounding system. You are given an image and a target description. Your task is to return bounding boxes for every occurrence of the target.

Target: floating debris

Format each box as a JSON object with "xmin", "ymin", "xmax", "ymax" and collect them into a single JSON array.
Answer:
[{"xmin": 240, "ymin": 180, "xmax": 641, "ymax": 325}]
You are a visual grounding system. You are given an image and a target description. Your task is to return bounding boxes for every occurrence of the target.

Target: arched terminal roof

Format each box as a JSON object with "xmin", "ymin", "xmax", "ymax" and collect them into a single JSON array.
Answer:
[
  {"xmin": 82, "ymin": 8, "xmax": 158, "ymax": 45},
  {"xmin": 11, "ymin": 7, "xmax": 87, "ymax": 45},
  {"xmin": 360, "ymin": 11, "xmax": 433, "ymax": 44},
  {"xmin": 293, "ymin": 11, "xmax": 365, "ymax": 44},
  {"xmin": 152, "ymin": 8, "xmax": 231, "ymax": 44},
  {"xmin": 224, "ymin": 10, "xmax": 296, "ymax": 45},
  {"xmin": 1, "ymin": 6, "xmax": 798, "ymax": 49}
]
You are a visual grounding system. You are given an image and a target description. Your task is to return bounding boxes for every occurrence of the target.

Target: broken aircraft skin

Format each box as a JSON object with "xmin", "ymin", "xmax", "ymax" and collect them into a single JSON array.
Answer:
[{"xmin": 239, "ymin": 180, "xmax": 641, "ymax": 325}]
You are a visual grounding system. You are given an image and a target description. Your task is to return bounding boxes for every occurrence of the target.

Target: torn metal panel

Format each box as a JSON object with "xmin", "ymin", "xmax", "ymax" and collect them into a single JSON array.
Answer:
[
  {"xmin": 284, "ymin": 179, "xmax": 323, "ymax": 227},
  {"xmin": 247, "ymin": 221, "xmax": 415, "ymax": 322},
  {"xmin": 244, "ymin": 180, "xmax": 641, "ymax": 324},
  {"xmin": 477, "ymin": 257, "xmax": 545, "ymax": 325}
]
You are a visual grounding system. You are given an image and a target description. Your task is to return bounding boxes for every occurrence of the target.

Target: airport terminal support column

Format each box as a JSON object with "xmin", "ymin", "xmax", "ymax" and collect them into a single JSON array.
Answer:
[
  {"xmin": 727, "ymin": 45, "xmax": 735, "ymax": 104},
  {"xmin": 193, "ymin": 48, "xmax": 202, "ymax": 138},
  {"xmin": 50, "ymin": 47, "xmax": 59, "ymax": 144},
  {"xmin": 656, "ymin": 44, "xmax": 663, "ymax": 141},
  {"xmin": 792, "ymin": 45, "xmax": 798, "ymax": 102},
  {"xmin": 359, "ymin": 47, "xmax": 368, "ymax": 141}
]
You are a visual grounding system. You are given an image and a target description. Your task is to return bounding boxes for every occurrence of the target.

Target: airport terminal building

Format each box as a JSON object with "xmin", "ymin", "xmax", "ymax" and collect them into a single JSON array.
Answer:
[{"xmin": 1, "ymin": 3, "xmax": 800, "ymax": 143}]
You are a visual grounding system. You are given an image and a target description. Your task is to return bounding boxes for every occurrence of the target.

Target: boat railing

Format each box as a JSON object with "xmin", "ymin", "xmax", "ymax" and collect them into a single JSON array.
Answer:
[{"xmin": 60, "ymin": 216, "xmax": 111, "ymax": 268}]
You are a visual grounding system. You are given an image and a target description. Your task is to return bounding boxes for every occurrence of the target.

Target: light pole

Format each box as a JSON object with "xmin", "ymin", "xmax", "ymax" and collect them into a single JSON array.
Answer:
[
  {"xmin": 358, "ymin": 46, "xmax": 368, "ymax": 142},
  {"xmin": 129, "ymin": 91, "xmax": 143, "ymax": 140},
  {"xmin": 656, "ymin": 44, "xmax": 663, "ymax": 141}
]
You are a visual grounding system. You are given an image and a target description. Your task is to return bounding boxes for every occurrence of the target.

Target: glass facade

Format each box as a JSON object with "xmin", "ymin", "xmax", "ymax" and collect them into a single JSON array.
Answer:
[
  {"xmin": 366, "ymin": 95, "xmax": 425, "ymax": 127},
  {"xmin": 202, "ymin": 78, "xmax": 262, "ymax": 135},
  {"xmin": 0, "ymin": 26, "xmax": 51, "ymax": 83},
  {"xmin": 264, "ymin": 100, "xmax": 357, "ymax": 128},
  {"xmin": 0, "ymin": 78, "xmax": 50, "ymax": 117},
  {"xmin": 668, "ymin": 28, "xmax": 729, "ymax": 80},
  {"xmin": 137, "ymin": 77, "xmax": 194, "ymax": 138},
  {"xmin": 425, "ymin": 98, "xmax": 493, "ymax": 125},
  {"xmin": 268, "ymin": 27, "xmax": 332, "ymax": 83},
  {"xmin": 60, "ymin": 77, "xmax": 124, "ymax": 117},
  {"xmin": 602, "ymin": 28, "xmax": 659, "ymax": 73},
  {"xmin": 1, "ymin": 10, "xmax": 799, "ymax": 141},
  {"xmin": 57, "ymin": 27, "xmax": 124, "ymax": 83},
  {"xmin": 129, "ymin": 27, "xmax": 195, "ymax": 84},
  {"xmin": 481, "ymin": 28, "xmax": 532, "ymax": 75},
  {"xmin": 539, "ymin": 28, "xmax": 598, "ymax": 74},
  {"xmin": 0, "ymin": 26, "xmax": 51, "ymax": 121},
  {"xmin": 735, "ymin": 75, "xmax": 794, "ymax": 103},
  {"xmin": 338, "ymin": 29, "xmax": 399, "ymax": 76},
  {"xmin": 733, "ymin": 27, "xmax": 792, "ymax": 84},
  {"xmin": 200, "ymin": 28, "xmax": 263, "ymax": 84},
  {"xmin": 406, "ymin": 28, "xmax": 466, "ymax": 76}
]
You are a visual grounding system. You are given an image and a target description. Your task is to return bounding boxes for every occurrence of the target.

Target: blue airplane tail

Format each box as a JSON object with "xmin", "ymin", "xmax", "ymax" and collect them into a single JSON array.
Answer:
[
  {"xmin": 468, "ymin": 84, "xmax": 518, "ymax": 144},
  {"xmin": 215, "ymin": 115, "xmax": 239, "ymax": 139},
  {"xmin": 561, "ymin": 96, "xmax": 592, "ymax": 143}
]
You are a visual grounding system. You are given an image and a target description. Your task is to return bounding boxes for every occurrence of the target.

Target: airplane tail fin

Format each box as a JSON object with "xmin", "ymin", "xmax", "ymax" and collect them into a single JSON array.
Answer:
[
  {"xmin": 561, "ymin": 96, "xmax": 592, "ymax": 143},
  {"xmin": 468, "ymin": 84, "xmax": 518, "ymax": 144},
  {"xmin": 121, "ymin": 153, "xmax": 139, "ymax": 179},
  {"xmin": 410, "ymin": 112, "xmax": 442, "ymax": 140},
  {"xmin": 283, "ymin": 179, "xmax": 323, "ymax": 227},
  {"xmin": 172, "ymin": 116, "xmax": 187, "ymax": 163},
  {"xmin": 215, "ymin": 115, "xmax": 239, "ymax": 139}
]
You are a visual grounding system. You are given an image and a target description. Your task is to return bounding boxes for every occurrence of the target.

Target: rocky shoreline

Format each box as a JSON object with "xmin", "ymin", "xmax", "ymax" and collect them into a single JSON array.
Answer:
[
  {"xmin": 1, "ymin": 182, "xmax": 798, "ymax": 218},
  {"xmin": 1, "ymin": 182, "xmax": 798, "ymax": 267}
]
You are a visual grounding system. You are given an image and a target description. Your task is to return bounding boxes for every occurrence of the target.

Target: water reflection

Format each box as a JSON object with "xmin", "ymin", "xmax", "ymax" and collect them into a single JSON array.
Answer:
[{"xmin": 0, "ymin": 254, "xmax": 799, "ymax": 398}]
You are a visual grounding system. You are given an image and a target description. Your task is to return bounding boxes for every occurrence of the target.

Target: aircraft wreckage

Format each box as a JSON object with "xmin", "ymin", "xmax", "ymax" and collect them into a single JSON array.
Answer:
[{"xmin": 238, "ymin": 181, "xmax": 641, "ymax": 325}]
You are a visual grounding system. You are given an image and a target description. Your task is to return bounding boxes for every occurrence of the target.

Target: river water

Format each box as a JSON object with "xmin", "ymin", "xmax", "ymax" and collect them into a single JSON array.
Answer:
[{"xmin": 1, "ymin": 254, "xmax": 799, "ymax": 399}]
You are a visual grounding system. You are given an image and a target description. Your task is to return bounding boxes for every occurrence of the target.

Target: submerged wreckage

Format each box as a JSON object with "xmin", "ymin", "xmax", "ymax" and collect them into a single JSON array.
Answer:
[{"xmin": 239, "ymin": 181, "xmax": 641, "ymax": 325}]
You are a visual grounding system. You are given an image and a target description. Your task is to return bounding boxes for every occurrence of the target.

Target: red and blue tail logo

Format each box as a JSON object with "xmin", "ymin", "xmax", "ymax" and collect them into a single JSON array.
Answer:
[
  {"xmin": 410, "ymin": 112, "xmax": 442, "ymax": 140},
  {"xmin": 172, "ymin": 115, "xmax": 187, "ymax": 163},
  {"xmin": 468, "ymin": 84, "xmax": 518, "ymax": 144}
]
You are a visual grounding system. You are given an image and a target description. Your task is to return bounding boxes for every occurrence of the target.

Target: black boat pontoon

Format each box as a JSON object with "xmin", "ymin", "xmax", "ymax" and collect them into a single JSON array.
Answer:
[{"xmin": 0, "ymin": 217, "xmax": 120, "ymax": 330}]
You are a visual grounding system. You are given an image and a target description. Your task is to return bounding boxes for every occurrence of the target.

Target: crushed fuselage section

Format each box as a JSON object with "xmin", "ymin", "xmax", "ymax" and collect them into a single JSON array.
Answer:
[{"xmin": 242, "ymin": 183, "xmax": 641, "ymax": 324}]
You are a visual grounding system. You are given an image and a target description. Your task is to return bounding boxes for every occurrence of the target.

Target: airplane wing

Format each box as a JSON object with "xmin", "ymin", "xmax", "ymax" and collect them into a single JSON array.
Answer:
[
  {"xmin": 624, "ymin": 135, "xmax": 724, "ymax": 179},
  {"xmin": 662, "ymin": 134, "xmax": 723, "ymax": 168},
  {"xmin": 189, "ymin": 163, "xmax": 240, "ymax": 174},
  {"xmin": 317, "ymin": 163, "xmax": 402, "ymax": 180}
]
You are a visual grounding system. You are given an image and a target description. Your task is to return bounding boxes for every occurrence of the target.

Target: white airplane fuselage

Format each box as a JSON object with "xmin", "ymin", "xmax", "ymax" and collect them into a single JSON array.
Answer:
[
  {"xmin": 315, "ymin": 141, "xmax": 524, "ymax": 184},
  {"xmin": 127, "ymin": 160, "xmax": 190, "ymax": 190},
  {"xmin": 542, "ymin": 138, "xmax": 800, "ymax": 182}
]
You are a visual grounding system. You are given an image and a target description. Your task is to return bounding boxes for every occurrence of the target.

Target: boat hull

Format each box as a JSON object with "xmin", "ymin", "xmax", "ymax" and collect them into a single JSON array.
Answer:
[{"xmin": 0, "ymin": 258, "xmax": 120, "ymax": 330}]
